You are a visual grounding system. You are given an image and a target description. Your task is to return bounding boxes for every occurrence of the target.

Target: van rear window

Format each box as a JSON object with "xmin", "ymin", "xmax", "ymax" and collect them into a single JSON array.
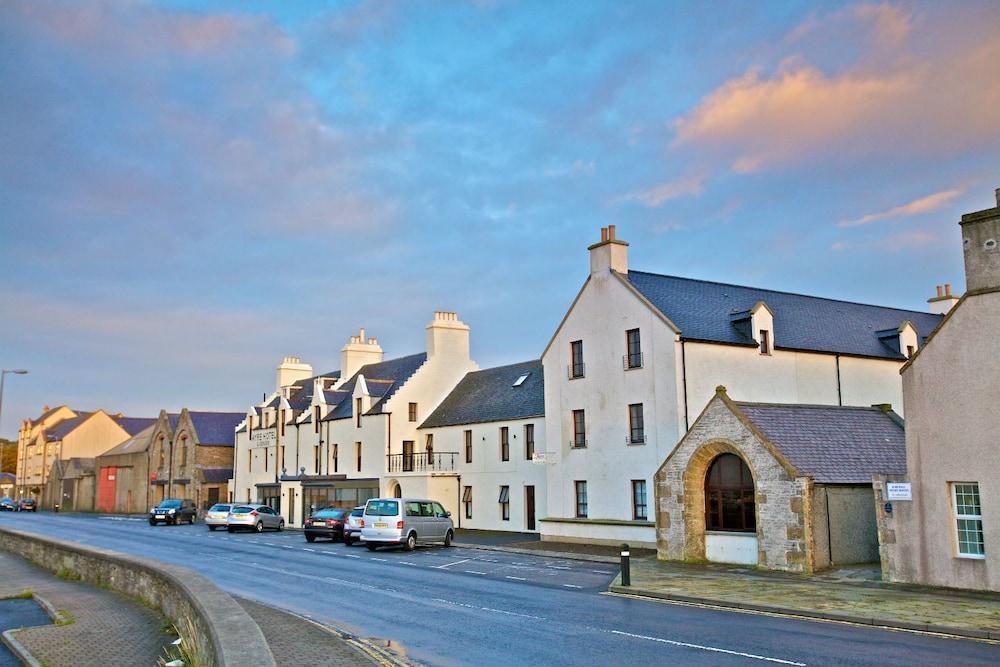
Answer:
[{"xmin": 366, "ymin": 500, "xmax": 399, "ymax": 516}]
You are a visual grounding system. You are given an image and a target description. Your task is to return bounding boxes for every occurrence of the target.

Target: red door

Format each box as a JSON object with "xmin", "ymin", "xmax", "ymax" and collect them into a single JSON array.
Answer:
[{"xmin": 97, "ymin": 467, "xmax": 117, "ymax": 512}]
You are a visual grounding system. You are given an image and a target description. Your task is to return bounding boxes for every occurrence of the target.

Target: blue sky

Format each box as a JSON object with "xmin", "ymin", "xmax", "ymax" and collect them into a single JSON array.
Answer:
[{"xmin": 1, "ymin": 0, "xmax": 998, "ymax": 437}]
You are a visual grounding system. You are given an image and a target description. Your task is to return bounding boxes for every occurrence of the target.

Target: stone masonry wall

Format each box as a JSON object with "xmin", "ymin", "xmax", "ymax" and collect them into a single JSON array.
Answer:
[{"xmin": 655, "ymin": 395, "xmax": 814, "ymax": 572}]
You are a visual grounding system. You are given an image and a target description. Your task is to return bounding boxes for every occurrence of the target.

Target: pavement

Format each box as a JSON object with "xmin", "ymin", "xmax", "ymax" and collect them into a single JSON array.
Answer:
[
  {"xmin": 611, "ymin": 557, "xmax": 1000, "ymax": 640},
  {"xmin": 453, "ymin": 527, "xmax": 655, "ymax": 562},
  {"xmin": 0, "ymin": 549, "xmax": 173, "ymax": 667},
  {"xmin": 3, "ymin": 512, "xmax": 999, "ymax": 666}
]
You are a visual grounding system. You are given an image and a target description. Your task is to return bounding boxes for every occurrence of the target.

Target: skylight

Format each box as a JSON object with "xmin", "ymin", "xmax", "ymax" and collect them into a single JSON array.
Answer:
[{"xmin": 512, "ymin": 372, "xmax": 530, "ymax": 387}]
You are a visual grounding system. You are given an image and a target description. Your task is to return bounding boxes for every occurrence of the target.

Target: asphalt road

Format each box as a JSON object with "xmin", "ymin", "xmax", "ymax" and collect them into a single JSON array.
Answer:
[{"xmin": 1, "ymin": 513, "xmax": 997, "ymax": 666}]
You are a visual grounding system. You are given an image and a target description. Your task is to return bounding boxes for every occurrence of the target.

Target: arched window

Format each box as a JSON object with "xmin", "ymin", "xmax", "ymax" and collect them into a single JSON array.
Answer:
[
  {"xmin": 392, "ymin": 483, "xmax": 402, "ymax": 499},
  {"xmin": 705, "ymin": 454, "xmax": 756, "ymax": 532}
]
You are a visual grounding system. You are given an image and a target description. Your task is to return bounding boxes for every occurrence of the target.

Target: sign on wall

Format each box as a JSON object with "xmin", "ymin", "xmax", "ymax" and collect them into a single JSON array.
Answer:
[
  {"xmin": 250, "ymin": 430, "xmax": 276, "ymax": 445},
  {"xmin": 886, "ymin": 482, "xmax": 912, "ymax": 501}
]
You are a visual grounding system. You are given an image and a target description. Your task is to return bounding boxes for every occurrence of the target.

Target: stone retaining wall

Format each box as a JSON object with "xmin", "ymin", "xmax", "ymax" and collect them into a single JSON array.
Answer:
[{"xmin": 0, "ymin": 526, "xmax": 275, "ymax": 667}]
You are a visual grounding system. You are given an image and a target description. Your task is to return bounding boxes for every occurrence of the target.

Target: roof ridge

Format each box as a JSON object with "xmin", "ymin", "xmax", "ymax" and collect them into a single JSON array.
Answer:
[
  {"xmin": 628, "ymin": 269, "xmax": 939, "ymax": 317},
  {"xmin": 468, "ymin": 359, "xmax": 541, "ymax": 374},
  {"xmin": 735, "ymin": 401, "xmax": 887, "ymax": 412}
]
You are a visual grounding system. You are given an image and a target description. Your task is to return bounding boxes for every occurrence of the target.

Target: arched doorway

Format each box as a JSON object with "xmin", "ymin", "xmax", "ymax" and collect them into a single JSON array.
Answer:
[
  {"xmin": 392, "ymin": 482, "xmax": 402, "ymax": 498},
  {"xmin": 704, "ymin": 453, "xmax": 758, "ymax": 564}
]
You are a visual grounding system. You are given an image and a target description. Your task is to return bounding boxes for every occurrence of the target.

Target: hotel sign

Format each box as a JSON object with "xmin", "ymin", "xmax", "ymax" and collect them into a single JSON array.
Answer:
[{"xmin": 251, "ymin": 429, "xmax": 276, "ymax": 445}]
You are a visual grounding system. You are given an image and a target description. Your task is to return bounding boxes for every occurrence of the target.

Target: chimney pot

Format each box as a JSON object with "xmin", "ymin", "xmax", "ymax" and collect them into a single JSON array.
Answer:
[
  {"xmin": 995, "ymin": 187, "xmax": 999, "ymax": 207},
  {"xmin": 945, "ymin": 283, "xmax": 952, "ymax": 296},
  {"xmin": 600, "ymin": 227, "xmax": 608, "ymax": 242},
  {"xmin": 608, "ymin": 224, "xmax": 616, "ymax": 240},
  {"xmin": 936, "ymin": 285, "xmax": 943, "ymax": 298}
]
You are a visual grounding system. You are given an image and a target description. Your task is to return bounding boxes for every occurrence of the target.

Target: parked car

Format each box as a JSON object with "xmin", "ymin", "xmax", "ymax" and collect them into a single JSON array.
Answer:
[
  {"xmin": 227, "ymin": 504, "xmax": 284, "ymax": 533},
  {"xmin": 361, "ymin": 497, "xmax": 453, "ymax": 551},
  {"xmin": 303, "ymin": 507, "xmax": 348, "ymax": 542},
  {"xmin": 343, "ymin": 506, "xmax": 365, "ymax": 546},
  {"xmin": 203, "ymin": 503, "xmax": 233, "ymax": 531},
  {"xmin": 0, "ymin": 497, "xmax": 16, "ymax": 511},
  {"xmin": 149, "ymin": 499, "xmax": 197, "ymax": 525},
  {"xmin": 17, "ymin": 498, "xmax": 37, "ymax": 512}
]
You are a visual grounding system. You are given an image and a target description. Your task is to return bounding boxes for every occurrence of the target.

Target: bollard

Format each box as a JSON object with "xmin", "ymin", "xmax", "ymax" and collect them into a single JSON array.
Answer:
[{"xmin": 620, "ymin": 543, "xmax": 631, "ymax": 586}]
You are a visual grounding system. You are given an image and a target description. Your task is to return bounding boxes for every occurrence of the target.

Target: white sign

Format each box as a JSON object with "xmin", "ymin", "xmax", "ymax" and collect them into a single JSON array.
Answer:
[
  {"xmin": 887, "ymin": 483, "xmax": 912, "ymax": 501},
  {"xmin": 250, "ymin": 429, "xmax": 276, "ymax": 445},
  {"xmin": 531, "ymin": 452, "xmax": 547, "ymax": 464}
]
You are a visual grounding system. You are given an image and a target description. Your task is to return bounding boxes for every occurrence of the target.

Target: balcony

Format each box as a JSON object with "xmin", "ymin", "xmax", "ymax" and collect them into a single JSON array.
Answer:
[
  {"xmin": 623, "ymin": 352, "xmax": 643, "ymax": 370},
  {"xmin": 387, "ymin": 452, "xmax": 459, "ymax": 474},
  {"xmin": 627, "ymin": 433, "xmax": 646, "ymax": 445},
  {"xmin": 567, "ymin": 363, "xmax": 585, "ymax": 380}
]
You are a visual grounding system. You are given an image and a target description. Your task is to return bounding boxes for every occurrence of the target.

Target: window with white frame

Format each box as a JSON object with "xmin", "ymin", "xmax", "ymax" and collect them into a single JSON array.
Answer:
[{"xmin": 953, "ymin": 483, "xmax": 985, "ymax": 558}]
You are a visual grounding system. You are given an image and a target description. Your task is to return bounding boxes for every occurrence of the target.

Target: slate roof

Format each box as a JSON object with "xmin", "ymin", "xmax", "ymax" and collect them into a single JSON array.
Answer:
[
  {"xmin": 324, "ymin": 353, "xmax": 428, "ymax": 421},
  {"xmin": 113, "ymin": 416, "xmax": 157, "ymax": 436},
  {"xmin": 735, "ymin": 402, "xmax": 906, "ymax": 484},
  {"xmin": 100, "ymin": 424, "xmax": 156, "ymax": 457},
  {"xmin": 0, "ymin": 472, "xmax": 15, "ymax": 484},
  {"xmin": 45, "ymin": 412, "xmax": 93, "ymax": 440},
  {"xmin": 31, "ymin": 405, "xmax": 67, "ymax": 426},
  {"xmin": 202, "ymin": 468, "xmax": 233, "ymax": 484},
  {"xmin": 56, "ymin": 457, "xmax": 95, "ymax": 479},
  {"xmin": 187, "ymin": 412, "xmax": 244, "ymax": 447},
  {"xmin": 627, "ymin": 271, "xmax": 943, "ymax": 360},
  {"xmin": 420, "ymin": 360, "xmax": 544, "ymax": 429}
]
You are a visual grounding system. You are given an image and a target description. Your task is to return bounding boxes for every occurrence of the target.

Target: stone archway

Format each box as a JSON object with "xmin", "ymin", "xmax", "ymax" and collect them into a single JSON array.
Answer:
[{"xmin": 682, "ymin": 440, "xmax": 761, "ymax": 562}]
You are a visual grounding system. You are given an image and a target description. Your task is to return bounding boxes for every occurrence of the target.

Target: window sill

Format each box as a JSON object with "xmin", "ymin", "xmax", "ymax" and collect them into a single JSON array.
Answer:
[
  {"xmin": 627, "ymin": 440, "xmax": 646, "ymax": 446},
  {"xmin": 570, "ymin": 445, "xmax": 587, "ymax": 450},
  {"xmin": 568, "ymin": 375, "xmax": 585, "ymax": 381},
  {"xmin": 624, "ymin": 365, "xmax": 643, "ymax": 371},
  {"xmin": 956, "ymin": 553, "xmax": 986, "ymax": 560}
]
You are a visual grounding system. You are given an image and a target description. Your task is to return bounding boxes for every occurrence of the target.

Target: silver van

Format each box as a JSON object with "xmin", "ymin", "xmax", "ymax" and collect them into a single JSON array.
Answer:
[{"xmin": 361, "ymin": 498, "xmax": 454, "ymax": 551}]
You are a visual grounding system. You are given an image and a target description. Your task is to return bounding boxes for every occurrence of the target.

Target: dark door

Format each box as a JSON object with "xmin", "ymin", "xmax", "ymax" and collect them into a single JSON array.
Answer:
[
  {"xmin": 525, "ymin": 485, "xmax": 536, "ymax": 531},
  {"xmin": 288, "ymin": 488, "xmax": 296, "ymax": 525},
  {"xmin": 402, "ymin": 441, "xmax": 415, "ymax": 472}
]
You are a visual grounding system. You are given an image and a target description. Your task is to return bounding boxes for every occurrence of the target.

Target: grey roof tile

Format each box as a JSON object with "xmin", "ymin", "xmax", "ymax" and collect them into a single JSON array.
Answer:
[
  {"xmin": 202, "ymin": 468, "xmax": 233, "ymax": 483},
  {"xmin": 627, "ymin": 271, "xmax": 942, "ymax": 360},
  {"xmin": 45, "ymin": 412, "xmax": 93, "ymax": 440},
  {"xmin": 735, "ymin": 402, "xmax": 906, "ymax": 483},
  {"xmin": 420, "ymin": 360, "xmax": 544, "ymax": 429},
  {"xmin": 187, "ymin": 411, "xmax": 244, "ymax": 447},
  {"xmin": 113, "ymin": 416, "xmax": 157, "ymax": 436},
  {"xmin": 324, "ymin": 353, "xmax": 427, "ymax": 421}
]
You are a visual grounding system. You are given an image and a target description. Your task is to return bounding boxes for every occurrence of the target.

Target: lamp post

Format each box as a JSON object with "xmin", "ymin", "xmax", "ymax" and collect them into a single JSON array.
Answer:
[{"xmin": 0, "ymin": 369, "xmax": 29, "ymax": 476}]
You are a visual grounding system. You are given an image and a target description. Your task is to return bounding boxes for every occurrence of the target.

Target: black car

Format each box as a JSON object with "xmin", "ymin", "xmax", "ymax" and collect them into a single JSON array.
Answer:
[
  {"xmin": 304, "ymin": 507, "xmax": 348, "ymax": 542},
  {"xmin": 149, "ymin": 499, "xmax": 197, "ymax": 525},
  {"xmin": 0, "ymin": 497, "xmax": 16, "ymax": 511},
  {"xmin": 17, "ymin": 498, "xmax": 37, "ymax": 512}
]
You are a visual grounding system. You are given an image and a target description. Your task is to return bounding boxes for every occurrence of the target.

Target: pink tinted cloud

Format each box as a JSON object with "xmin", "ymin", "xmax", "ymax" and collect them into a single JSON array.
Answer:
[
  {"xmin": 617, "ymin": 175, "xmax": 705, "ymax": 207},
  {"xmin": 839, "ymin": 188, "xmax": 962, "ymax": 227}
]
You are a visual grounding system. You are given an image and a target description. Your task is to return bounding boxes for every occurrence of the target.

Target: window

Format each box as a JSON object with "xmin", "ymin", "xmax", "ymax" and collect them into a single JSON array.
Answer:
[
  {"xmin": 572, "ymin": 410, "xmax": 586, "ymax": 448},
  {"xmin": 575, "ymin": 481, "xmax": 588, "ymax": 518},
  {"xmin": 313, "ymin": 445, "xmax": 321, "ymax": 474},
  {"xmin": 355, "ymin": 442, "xmax": 362, "ymax": 472},
  {"xmin": 408, "ymin": 403, "xmax": 418, "ymax": 422},
  {"xmin": 628, "ymin": 403, "xmax": 645, "ymax": 444},
  {"xmin": 705, "ymin": 454, "xmax": 756, "ymax": 532},
  {"xmin": 425, "ymin": 433, "xmax": 434, "ymax": 460},
  {"xmin": 158, "ymin": 438, "xmax": 165, "ymax": 468},
  {"xmin": 331, "ymin": 444, "xmax": 338, "ymax": 473},
  {"xmin": 525, "ymin": 423, "xmax": 535, "ymax": 460},
  {"xmin": 953, "ymin": 483, "xmax": 985, "ymax": 558},
  {"xmin": 355, "ymin": 398, "xmax": 363, "ymax": 427},
  {"xmin": 513, "ymin": 372, "xmax": 530, "ymax": 387},
  {"xmin": 263, "ymin": 445, "xmax": 268, "ymax": 472},
  {"xmin": 906, "ymin": 345, "xmax": 915, "ymax": 358},
  {"xmin": 569, "ymin": 340, "xmax": 585, "ymax": 378},
  {"xmin": 247, "ymin": 449, "xmax": 252, "ymax": 473},
  {"xmin": 402, "ymin": 441, "xmax": 414, "ymax": 472},
  {"xmin": 463, "ymin": 486, "xmax": 473, "ymax": 519},
  {"xmin": 314, "ymin": 406, "xmax": 320, "ymax": 434},
  {"xmin": 279, "ymin": 446, "xmax": 285, "ymax": 472},
  {"xmin": 499, "ymin": 485, "xmax": 510, "ymax": 521},
  {"xmin": 279, "ymin": 409, "xmax": 285, "ymax": 436},
  {"xmin": 625, "ymin": 329, "xmax": 642, "ymax": 369},
  {"xmin": 759, "ymin": 329, "xmax": 771, "ymax": 355},
  {"xmin": 464, "ymin": 430, "xmax": 473, "ymax": 464},
  {"xmin": 500, "ymin": 427, "xmax": 509, "ymax": 461},
  {"xmin": 180, "ymin": 442, "xmax": 188, "ymax": 468},
  {"xmin": 632, "ymin": 480, "xmax": 648, "ymax": 520}
]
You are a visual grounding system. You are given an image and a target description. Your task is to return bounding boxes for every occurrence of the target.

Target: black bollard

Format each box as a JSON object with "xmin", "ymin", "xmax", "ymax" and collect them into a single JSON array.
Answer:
[{"xmin": 620, "ymin": 543, "xmax": 631, "ymax": 586}]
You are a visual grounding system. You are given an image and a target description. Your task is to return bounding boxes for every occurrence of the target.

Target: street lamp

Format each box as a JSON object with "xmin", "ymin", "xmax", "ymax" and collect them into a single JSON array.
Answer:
[{"xmin": 0, "ymin": 369, "xmax": 29, "ymax": 475}]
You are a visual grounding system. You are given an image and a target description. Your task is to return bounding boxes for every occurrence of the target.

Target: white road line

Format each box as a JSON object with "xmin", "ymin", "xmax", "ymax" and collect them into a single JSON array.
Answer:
[
  {"xmin": 400, "ymin": 561, "xmax": 416, "ymax": 566},
  {"xmin": 464, "ymin": 571, "xmax": 487, "ymax": 575},
  {"xmin": 608, "ymin": 630, "xmax": 806, "ymax": 666},
  {"xmin": 342, "ymin": 553, "xmax": 360, "ymax": 558},
  {"xmin": 371, "ymin": 557, "xmax": 388, "ymax": 562},
  {"xmin": 505, "ymin": 576, "xmax": 527, "ymax": 581},
  {"xmin": 563, "ymin": 584, "xmax": 582, "ymax": 589},
  {"xmin": 433, "ymin": 558, "xmax": 471, "ymax": 570},
  {"xmin": 302, "ymin": 548, "xmax": 316, "ymax": 552}
]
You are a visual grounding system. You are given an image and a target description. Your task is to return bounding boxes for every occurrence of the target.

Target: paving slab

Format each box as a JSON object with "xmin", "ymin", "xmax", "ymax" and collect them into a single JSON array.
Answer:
[
  {"xmin": 0, "ymin": 550, "xmax": 173, "ymax": 667},
  {"xmin": 612, "ymin": 556, "xmax": 1000, "ymax": 639}
]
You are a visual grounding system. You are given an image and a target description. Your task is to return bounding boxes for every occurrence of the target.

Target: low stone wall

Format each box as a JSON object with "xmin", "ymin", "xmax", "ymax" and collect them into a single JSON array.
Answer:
[{"xmin": 0, "ymin": 526, "xmax": 275, "ymax": 667}]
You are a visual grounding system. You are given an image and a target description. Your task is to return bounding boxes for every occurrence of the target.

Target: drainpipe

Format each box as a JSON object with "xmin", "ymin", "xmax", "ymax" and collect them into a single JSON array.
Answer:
[
  {"xmin": 456, "ymin": 473, "xmax": 462, "ymax": 529},
  {"xmin": 681, "ymin": 340, "xmax": 690, "ymax": 431},
  {"xmin": 835, "ymin": 354, "xmax": 843, "ymax": 406}
]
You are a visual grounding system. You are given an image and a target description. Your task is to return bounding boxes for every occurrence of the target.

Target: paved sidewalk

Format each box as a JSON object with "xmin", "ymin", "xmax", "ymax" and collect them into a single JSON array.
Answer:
[
  {"xmin": 454, "ymin": 528, "xmax": 653, "ymax": 562},
  {"xmin": 0, "ymin": 551, "xmax": 173, "ymax": 666},
  {"xmin": 611, "ymin": 557, "xmax": 1000, "ymax": 640}
]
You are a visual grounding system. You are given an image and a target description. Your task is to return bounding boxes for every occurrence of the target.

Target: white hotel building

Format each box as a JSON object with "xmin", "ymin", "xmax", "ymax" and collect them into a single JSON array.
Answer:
[{"xmin": 232, "ymin": 226, "xmax": 943, "ymax": 545}]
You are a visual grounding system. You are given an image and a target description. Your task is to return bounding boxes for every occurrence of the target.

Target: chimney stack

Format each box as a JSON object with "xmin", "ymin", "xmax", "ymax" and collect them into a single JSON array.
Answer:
[
  {"xmin": 339, "ymin": 328, "xmax": 384, "ymax": 383},
  {"xmin": 276, "ymin": 356, "xmax": 313, "ymax": 393},
  {"xmin": 588, "ymin": 225, "xmax": 629, "ymax": 277},
  {"xmin": 927, "ymin": 284, "xmax": 960, "ymax": 315},
  {"xmin": 426, "ymin": 311, "xmax": 471, "ymax": 361},
  {"xmin": 959, "ymin": 188, "xmax": 1000, "ymax": 292}
]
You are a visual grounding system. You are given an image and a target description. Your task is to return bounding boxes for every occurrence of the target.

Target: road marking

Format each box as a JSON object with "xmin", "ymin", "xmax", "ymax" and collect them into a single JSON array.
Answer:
[
  {"xmin": 342, "ymin": 553, "xmax": 360, "ymax": 558},
  {"xmin": 505, "ymin": 576, "xmax": 526, "ymax": 581},
  {"xmin": 302, "ymin": 548, "xmax": 316, "ymax": 552},
  {"xmin": 434, "ymin": 558, "xmax": 471, "ymax": 570},
  {"xmin": 371, "ymin": 557, "xmax": 387, "ymax": 562},
  {"xmin": 464, "ymin": 571, "xmax": 487, "ymax": 575},
  {"xmin": 608, "ymin": 630, "xmax": 806, "ymax": 666},
  {"xmin": 400, "ymin": 561, "xmax": 416, "ymax": 566},
  {"xmin": 563, "ymin": 584, "xmax": 582, "ymax": 589}
]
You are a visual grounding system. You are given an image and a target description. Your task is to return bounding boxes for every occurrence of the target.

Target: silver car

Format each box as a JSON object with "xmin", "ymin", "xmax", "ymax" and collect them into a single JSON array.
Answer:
[
  {"xmin": 362, "ymin": 497, "xmax": 454, "ymax": 551},
  {"xmin": 227, "ymin": 504, "xmax": 284, "ymax": 533},
  {"xmin": 204, "ymin": 503, "xmax": 233, "ymax": 531},
  {"xmin": 343, "ymin": 506, "xmax": 365, "ymax": 546}
]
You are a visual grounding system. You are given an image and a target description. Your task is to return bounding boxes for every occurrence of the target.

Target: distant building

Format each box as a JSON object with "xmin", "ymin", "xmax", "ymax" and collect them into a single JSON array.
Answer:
[
  {"xmin": 0, "ymin": 472, "xmax": 14, "ymax": 496},
  {"xmin": 877, "ymin": 189, "xmax": 1000, "ymax": 592}
]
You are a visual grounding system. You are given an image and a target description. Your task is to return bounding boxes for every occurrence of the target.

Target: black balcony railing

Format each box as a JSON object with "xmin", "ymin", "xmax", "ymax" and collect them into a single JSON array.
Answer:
[
  {"xmin": 624, "ymin": 352, "xmax": 643, "ymax": 370},
  {"xmin": 387, "ymin": 452, "xmax": 459, "ymax": 473},
  {"xmin": 567, "ymin": 363, "xmax": 586, "ymax": 379}
]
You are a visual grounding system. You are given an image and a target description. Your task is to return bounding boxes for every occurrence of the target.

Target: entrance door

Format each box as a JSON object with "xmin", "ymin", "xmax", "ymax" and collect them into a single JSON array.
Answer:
[
  {"xmin": 97, "ymin": 467, "xmax": 117, "ymax": 513},
  {"xmin": 402, "ymin": 441, "xmax": 414, "ymax": 472},
  {"xmin": 525, "ymin": 485, "xmax": 536, "ymax": 531},
  {"xmin": 288, "ymin": 488, "xmax": 296, "ymax": 525}
]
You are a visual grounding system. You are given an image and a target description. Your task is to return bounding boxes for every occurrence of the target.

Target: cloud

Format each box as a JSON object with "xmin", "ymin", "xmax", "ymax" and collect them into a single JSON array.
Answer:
[
  {"xmin": 876, "ymin": 229, "xmax": 938, "ymax": 251},
  {"xmin": 672, "ymin": 4, "xmax": 1000, "ymax": 173},
  {"xmin": 617, "ymin": 175, "xmax": 704, "ymax": 207},
  {"xmin": 839, "ymin": 188, "xmax": 962, "ymax": 227}
]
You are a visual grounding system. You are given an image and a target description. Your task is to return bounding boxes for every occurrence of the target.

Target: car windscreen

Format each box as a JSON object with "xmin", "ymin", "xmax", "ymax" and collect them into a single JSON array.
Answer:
[
  {"xmin": 231, "ymin": 506, "xmax": 254, "ymax": 514},
  {"xmin": 365, "ymin": 500, "xmax": 399, "ymax": 517},
  {"xmin": 313, "ymin": 509, "xmax": 345, "ymax": 519},
  {"xmin": 209, "ymin": 504, "xmax": 232, "ymax": 512},
  {"xmin": 158, "ymin": 500, "xmax": 182, "ymax": 508}
]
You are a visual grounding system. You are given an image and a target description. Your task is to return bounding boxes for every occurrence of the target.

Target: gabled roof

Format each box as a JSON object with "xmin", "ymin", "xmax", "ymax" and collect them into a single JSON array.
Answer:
[
  {"xmin": 113, "ymin": 416, "xmax": 158, "ymax": 436},
  {"xmin": 626, "ymin": 270, "xmax": 943, "ymax": 360},
  {"xmin": 0, "ymin": 472, "xmax": 15, "ymax": 483},
  {"xmin": 323, "ymin": 353, "xmax": 427, "ymax": 421},
  {"xmin": 45, "ymin": 412, "xmax": 94, "ymax": 440},
  {"xmin": 735, "ymin": 401, "xmax": 906, "ymax": 484},
  {"xmin": 100, "ymin": 424, "xmax": 157, "ymax": 457},
  {"xmin": 31, "ymin": 405, "xmax": 70, "ymax": 426},
  {"xmin": 186, "ymin": 412, "xmax": 244, "ymax": 447},
  {"xmin": 420, "ymin": 360, "xmax": 544, "ymax": 429}
]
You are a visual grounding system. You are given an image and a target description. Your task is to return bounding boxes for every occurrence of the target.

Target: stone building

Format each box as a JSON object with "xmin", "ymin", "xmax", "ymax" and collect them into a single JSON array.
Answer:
[
  {"xmin": 655, "ymin": 387, "xmax": 905, "ymax": 572},
  {"xmin": 43, "ymin": 458, "xmax": 95, "ymax": 511},
  {"xmin": 876, "ymin": 189, "xmax": 1000, "ymax": 592}
]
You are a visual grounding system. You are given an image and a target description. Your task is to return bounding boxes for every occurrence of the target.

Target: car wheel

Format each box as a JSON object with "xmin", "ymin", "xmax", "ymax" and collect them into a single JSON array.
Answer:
[
  {"xmin": 404, "ymin": 532, "xmax": 417, "ymax": 551},
  {"xmin": 444, "ymin": 530, "xmax": 453, "ymax": 547},
  {"xmin": 277, "ymin": 520, "xmax": 284, "ymax": 532},
  {"xmin": 344, "ymin": 534, "xmax": 353, "ymax": 546},
  {"xmin": 227, "ymin": 526, "xmax": 234, "ymax": 533},
  {"xmin": 255, "ymin": 521, "xmax": 264, "ymax": 533},
  {"xmin": 208, "ymin": 526, "xmax": 216, "ymax": 531},
  {"xmin": 148, "ymin": 519, "xmax": 156, "ymax": 526},
  {"xmin": 306, "ymin": 534, "xmax": 316, "ymax": 543},
  {"xmin": 366, "ymin": 543, "xmax": 378, "ymax": 551}
]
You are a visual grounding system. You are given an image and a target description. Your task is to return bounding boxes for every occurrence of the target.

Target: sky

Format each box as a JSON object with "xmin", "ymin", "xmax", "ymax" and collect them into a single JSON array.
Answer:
[{"xmin": 1, "ymin": 0, "xmax": 998, "ymax": 438}]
